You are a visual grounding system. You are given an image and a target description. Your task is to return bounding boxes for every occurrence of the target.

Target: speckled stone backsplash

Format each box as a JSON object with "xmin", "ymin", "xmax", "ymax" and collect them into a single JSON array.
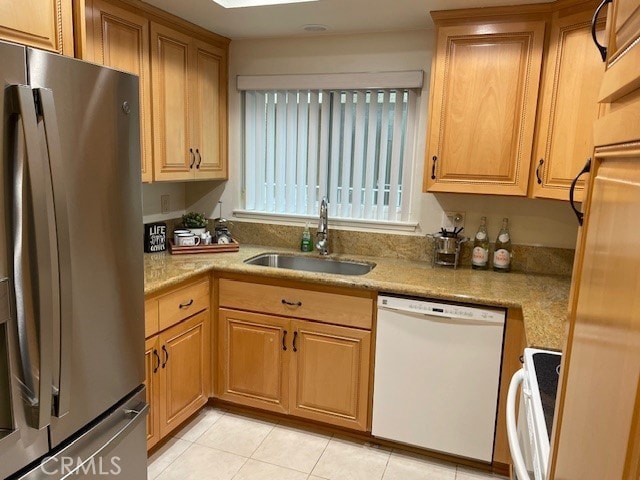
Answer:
[{"xmin": 160, "ymin": 219, "xmax": 574, "ymax": 276}]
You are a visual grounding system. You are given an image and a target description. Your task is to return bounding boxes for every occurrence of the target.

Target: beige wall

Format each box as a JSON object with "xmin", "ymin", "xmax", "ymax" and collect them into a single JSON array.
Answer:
[{"xmin": 144, "ymin": 29, "xmax": 579, "ymax": 249}]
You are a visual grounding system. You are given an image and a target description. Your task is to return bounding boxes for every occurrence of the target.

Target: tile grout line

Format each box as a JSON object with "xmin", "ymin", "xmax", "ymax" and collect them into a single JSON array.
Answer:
[
  {"xmin": 148, "ymin": 437, "xmax": 193, "ymax": 480},
  {"xmin": 152, "ymin": 407, "xmax": 227, "ymax": 480},
  {"xmin": 189, "ymin": 408, "xmax": 228, "ymax": 444},
  {"xmin": 307, "ymin": 429, "xmax": 334, "ymax": 479}
]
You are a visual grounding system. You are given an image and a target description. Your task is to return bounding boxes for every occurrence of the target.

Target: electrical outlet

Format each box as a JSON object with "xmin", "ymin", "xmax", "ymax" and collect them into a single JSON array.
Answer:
[
  {"xmin": 161, "ymin": 195, "xmax": 170, "ymax": 214},
  {"xmin": 441, "ymin": 211, "xmax": 465, "ymax": 230}
]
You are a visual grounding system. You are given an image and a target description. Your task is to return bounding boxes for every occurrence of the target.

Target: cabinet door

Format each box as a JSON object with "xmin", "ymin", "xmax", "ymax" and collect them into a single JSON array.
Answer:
[
  {"xmin": 289, "ymin": 320, "xmax": 371, "ymax": 431},
  {"xmin": 90, "ymin": 0, "xmax": 153, "ymax": 182},
  {"xmin": 531, "ymin": 10, "xmax": 605, "ymax": 201},
  {"xmin": 424, "ymin": 21, "xmax": 545, "ymax": 195},
  {"xmin": 158, "ymin": 310, "xmax": 210, "ymax": 438},
  {"xmin": 217, "ymin": 309, "xmax": 290, "ymax": 414},
  {"xmin": 0, "ymin": 0, "xmax": 73, "ymax": 54},
  {"xmin": 191, "ymin": 40, "xmax": 228, "ymax": 180},
  {"xmin": 145, "ymin": 336, "xmax": 161, "ymax": 450},
  {"xmin": 605, "ymin": 0, "xmax": 640, "ymax": 63},
  {"xmin": 599, "ymin": 1, "xmax": 640, "ymax": 104},
  {"xmin": 549, "ymin": 149, "xmax": 640, "ymax": 479},
  {"xmin": 151, "ymin": 22, "xmax": 194, "ymax": 181}
]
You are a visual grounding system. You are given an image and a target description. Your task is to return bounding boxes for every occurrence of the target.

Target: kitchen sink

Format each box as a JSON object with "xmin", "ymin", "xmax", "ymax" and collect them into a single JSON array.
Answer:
[{"xmin": 243, "ymin": 252, "xmax": 375, "ymax": 276}]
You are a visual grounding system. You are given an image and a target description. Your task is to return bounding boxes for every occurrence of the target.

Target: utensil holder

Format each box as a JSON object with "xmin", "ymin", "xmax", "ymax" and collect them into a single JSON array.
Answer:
[{"xmin": 427, "ymin": 233, "xmax": 468, "ymax": 268}]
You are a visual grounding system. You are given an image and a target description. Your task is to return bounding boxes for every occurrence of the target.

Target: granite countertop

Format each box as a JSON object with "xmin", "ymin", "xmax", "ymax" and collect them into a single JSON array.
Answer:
[{"xmin": 145, "ymin": 245, "xmax": 570, "ymax": 350}]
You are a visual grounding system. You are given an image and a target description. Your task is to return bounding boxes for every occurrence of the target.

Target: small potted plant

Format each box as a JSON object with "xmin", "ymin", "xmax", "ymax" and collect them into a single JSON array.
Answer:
[{"xmin": 182, "ymin": 212, "xmax": 208, "ymax": 236}]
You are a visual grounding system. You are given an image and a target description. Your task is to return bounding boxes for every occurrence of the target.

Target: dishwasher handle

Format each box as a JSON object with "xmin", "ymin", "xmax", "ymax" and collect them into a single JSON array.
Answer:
[
  {"xmin": 507, "ymin": 369, "xmax": 531, "ymax": 480},
  {"xmin": 377, "ymin": 304, "xmax": 505, "ymax": 326}
]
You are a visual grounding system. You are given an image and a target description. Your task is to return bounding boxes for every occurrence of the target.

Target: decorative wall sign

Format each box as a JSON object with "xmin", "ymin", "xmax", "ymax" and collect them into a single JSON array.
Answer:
[{"xmin": 144, "ymin": 222, "xmax": 167, "ymax": 253}]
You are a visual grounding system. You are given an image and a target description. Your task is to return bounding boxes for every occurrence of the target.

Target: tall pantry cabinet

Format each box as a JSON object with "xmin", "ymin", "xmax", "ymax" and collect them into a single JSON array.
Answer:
[{"xmin": 549, "ymin": 1, "xmax": 640, "ymax": 479}]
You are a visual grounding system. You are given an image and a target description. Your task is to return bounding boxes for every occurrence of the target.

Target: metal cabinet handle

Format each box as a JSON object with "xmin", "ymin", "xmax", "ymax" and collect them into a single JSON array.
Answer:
[
  {"xmin": 293, "ymin": 331, "xmax": 298, "ymax": 352},
  {"xmin": 569, "ymin": 157, "xmax": 592, "ymax": 226},
  {"xmin": 161, "ymin": 345, "xmax": 169, "ymax": 368},
  {"xmin": 196, "ymin": 149, "xmax": 202, "ymax": 169},
  {"xmin": 431, "ymin": 155, "xmax": 437, "ymax": 180},
  {"xmin": 592, "ymin": 0, "xmax": 612, "ymax": 62},
  {"xmin": 179, "ymin": 299, "xmax": 194, "ymax": 309},
  {"xmin": 189, "ymin": 148, "xmax": 196, "ymax": 168},
  {"xmin": 153, "ymin": 349, "xmax": 161, "ymax": 373},
  {"xmin": 536, "ymin": 158, "xmax": 544, "ymax": 185},
  {"xmin": 282, "ymin": 330, "xmax": 287, "ymax": 351},
  {"xmin": 282, "ymin": 299, "xmax": 302, "ymax": 307}
]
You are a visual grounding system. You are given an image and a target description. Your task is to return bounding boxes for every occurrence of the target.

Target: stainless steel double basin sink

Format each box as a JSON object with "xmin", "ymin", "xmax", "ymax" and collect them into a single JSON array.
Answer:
[{"xmin": 244, "ymin": 252, "xmax": 375, "ymax": 276}]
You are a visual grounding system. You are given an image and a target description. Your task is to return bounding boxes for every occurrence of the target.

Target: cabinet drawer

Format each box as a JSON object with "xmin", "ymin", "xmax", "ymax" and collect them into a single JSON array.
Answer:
[
  {"xmin": 159, "ymin": 279, "xmax": 210, "ymax": 331},
  {"xmin": 145, "ymin": 298, "xmax": 159, "ymax": 338},
  {"xmin": 219, "ymin": 279, "xmax": 373, "ymax": 330}
]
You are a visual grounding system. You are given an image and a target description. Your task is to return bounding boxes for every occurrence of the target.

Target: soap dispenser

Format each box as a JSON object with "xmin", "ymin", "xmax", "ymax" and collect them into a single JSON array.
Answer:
[{"xmin": 300, "ymin": 223, "xmax": 313, "ymax": 252}]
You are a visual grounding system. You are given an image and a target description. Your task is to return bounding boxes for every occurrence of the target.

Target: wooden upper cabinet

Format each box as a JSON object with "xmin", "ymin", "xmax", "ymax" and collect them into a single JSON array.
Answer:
[
  {"xmin": 151, "ymin": 22, "xmax": 193, "ymax": 181},
  {"xmin": 605, "ymin": 0, "xmax": 640, "ymax": 63},
  {"xmin": 88, "ymin": 0, "xmax": 153, "ymax": 182},
  {"xmin": 0, "ymin": 0, "xmax": 73, "ymax": 54},
  {"xmin": 530, "ymin": 8, "xmax": 606, "ymax": 201},
  {"xmin": 151, "ymin": 23, "xmax": 228, "ymax": 181},
  {"xmin": 424, "ymin": 20, "xmax": 545, "ymax": 195},
  {"xmin": 599, "ymin": 0, "xmax": 640, "ymax": 104},
  {"xmin": 192, "ymin": 40, "xmax": 228, "ymax": 179}
]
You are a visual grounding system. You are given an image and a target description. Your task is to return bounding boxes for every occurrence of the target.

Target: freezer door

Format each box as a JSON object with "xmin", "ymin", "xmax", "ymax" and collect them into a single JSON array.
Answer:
[
  {"xmin": 26, "ymin": 48, "xmax": 144, "ymax": 448},
  {"xmin": 0, "ymin": 41, "xmax": 50, "ymax": 480},
  {"xmin": 13, "ymin": 387, "xmax": 148, "ymax": 480}
]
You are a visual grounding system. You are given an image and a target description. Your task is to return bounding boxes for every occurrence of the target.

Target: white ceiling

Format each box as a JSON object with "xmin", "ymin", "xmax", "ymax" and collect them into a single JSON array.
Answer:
[{"xmin": 141, "ymin": 0, "xmax": 552, "ymax": 39}]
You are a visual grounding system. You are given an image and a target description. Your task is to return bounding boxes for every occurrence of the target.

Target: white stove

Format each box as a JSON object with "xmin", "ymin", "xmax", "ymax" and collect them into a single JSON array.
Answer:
[{"xmin": 507, "ymin": 348, "xmax": 562, "ymax": 480}]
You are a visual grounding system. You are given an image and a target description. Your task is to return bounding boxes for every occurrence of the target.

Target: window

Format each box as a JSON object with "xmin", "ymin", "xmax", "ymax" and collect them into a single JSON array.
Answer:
[{"xmin": 239, "ymin": 72, "xmax": 422, "ymax": 225}]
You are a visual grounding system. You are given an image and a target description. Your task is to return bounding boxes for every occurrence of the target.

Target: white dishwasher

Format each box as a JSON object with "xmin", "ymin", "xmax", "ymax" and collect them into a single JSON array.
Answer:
[{"xmin": 372, "ymin": 295, "xmax": 506, "ymax": 462}]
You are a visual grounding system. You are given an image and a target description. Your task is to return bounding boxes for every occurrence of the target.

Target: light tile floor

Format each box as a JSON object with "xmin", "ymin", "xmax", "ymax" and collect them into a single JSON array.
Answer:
[{"xmin": 148, "ymin": 407, "xmax": 506, "ymax": 480}]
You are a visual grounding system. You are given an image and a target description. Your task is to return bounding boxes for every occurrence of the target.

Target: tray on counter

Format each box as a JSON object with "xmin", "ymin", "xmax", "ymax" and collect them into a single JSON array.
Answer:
[{"xmin": 168, "ymin": 239, "xmax": 240, "ymax": 255}]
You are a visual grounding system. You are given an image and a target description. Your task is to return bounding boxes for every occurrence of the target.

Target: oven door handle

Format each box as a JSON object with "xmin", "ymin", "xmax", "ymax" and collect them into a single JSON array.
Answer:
[{"xmin": 507, "ymin": 368, "xmax": 531, "ymax": 480}]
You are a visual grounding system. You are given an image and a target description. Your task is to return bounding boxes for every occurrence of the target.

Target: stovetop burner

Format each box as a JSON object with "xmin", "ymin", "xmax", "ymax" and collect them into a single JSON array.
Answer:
[{"xmin": 531, "ymin": 352, "xmax": 562, "ymax": 440}]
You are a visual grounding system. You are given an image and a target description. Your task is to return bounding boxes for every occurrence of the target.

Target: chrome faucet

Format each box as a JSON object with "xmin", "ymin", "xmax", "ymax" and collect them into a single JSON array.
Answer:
[{"xmin": 316, "ymin": 197, "xmax": 329, "ymax": 255}]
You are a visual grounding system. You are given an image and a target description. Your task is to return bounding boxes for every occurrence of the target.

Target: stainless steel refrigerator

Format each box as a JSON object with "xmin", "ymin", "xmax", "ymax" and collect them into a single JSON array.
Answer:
[{"xmin": 0, "ymin": 40, "xmax": 147, "ymax": 479}]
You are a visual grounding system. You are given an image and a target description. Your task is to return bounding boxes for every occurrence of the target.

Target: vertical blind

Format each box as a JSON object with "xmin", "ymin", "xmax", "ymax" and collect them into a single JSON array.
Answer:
[{"xmin": 243, "ymin": 88, "xmax": 417, "ymax": 222}]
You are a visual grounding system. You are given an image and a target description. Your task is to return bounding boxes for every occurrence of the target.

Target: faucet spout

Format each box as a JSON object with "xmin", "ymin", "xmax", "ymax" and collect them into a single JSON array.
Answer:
[{"xmin": 316, "ymin": 197, "xmax": 329, "ymax": 255}]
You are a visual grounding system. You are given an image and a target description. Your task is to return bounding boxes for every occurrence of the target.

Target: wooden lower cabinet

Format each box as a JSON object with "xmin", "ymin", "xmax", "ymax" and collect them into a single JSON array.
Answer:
[
  {"xmin": 145, "ymin": 336, "xmax": 161, "ymax": 450},
  {"xmin": 217, "ymin": 308, "xmax": 371, "ymax": 431},
  {"xmin": 218, "ymin": 309, "xmax": 289, "ymax": 413},
  {"xmin": 290, "ymin": 320, "xmax": 371, "ymax": 431},
  {"xmin": 146, "ymin": 309, "xmax": 210, "ymax": 449}
]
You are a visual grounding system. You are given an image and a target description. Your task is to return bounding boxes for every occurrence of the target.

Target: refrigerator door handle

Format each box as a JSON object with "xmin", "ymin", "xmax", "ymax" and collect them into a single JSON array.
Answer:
[
  {"xmin": 9, "ymin": 85, "xmax": 54, "ymax": 430},
  {"xmin": 36, "ymin": 88, "xmax": 72, "ymax": 419}
]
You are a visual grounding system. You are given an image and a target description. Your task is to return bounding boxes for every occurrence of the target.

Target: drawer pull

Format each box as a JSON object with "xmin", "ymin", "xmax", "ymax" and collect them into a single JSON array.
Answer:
[
  {"xmin": 293, "ymin": 331, "xmax": 298, "ymax": 352},
  {"xmin": 179, "ymin": 299, "xmax": 194, "ymax": 309},
  {"xmin": 282, "ymin": 330, "xmax": 287, "ymax": 351},
  {"xmin": 281, "ymin": 299, "xmax": 302, "ymax": 307}
]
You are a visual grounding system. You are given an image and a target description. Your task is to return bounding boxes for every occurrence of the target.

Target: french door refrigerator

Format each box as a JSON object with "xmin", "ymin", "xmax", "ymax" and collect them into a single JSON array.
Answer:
[{"xmin": 0, "ymin": 40, "xmax": 147, "ymax": 479}]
